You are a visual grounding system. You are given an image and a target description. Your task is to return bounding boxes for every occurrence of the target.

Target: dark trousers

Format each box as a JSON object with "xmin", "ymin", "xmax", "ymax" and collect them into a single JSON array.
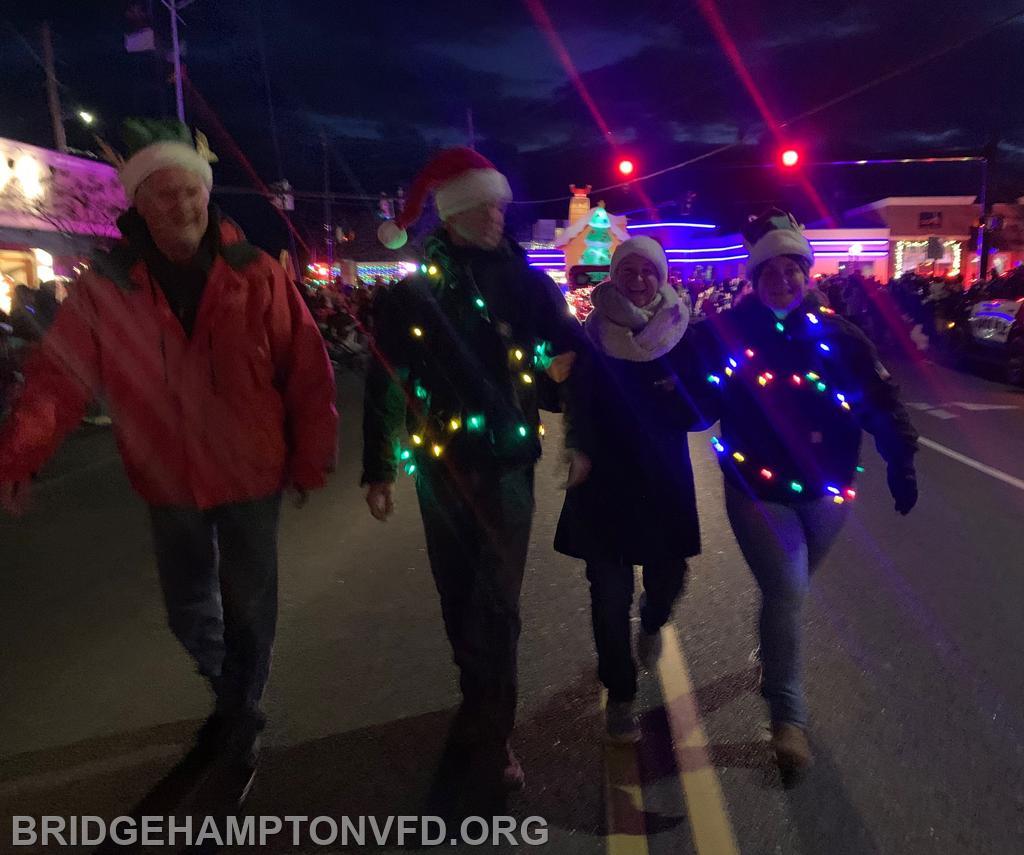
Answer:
[
  {"xmin": 149, "ymin": 494, "xmax": 282, "ymax": 731},
  {"xmin": 585, "ymin": 559, "xmax": 688, "ymax": 702},
  {"xmin": 415, "ymin": 465, "xmax": 535, "ymax": 746}
]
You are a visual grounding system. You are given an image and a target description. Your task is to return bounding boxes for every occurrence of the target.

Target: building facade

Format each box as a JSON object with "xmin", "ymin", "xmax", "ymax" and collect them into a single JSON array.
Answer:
[{"xmin": 0, "ymin": 137, "xmax": 125, "ymax": 312}]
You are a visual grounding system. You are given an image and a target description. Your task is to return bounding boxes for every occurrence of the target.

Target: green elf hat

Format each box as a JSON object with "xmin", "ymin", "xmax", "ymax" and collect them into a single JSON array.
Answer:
[
  {"xmin": 742, "ymin": 208, "xmax": 814, "ymax": 272},
  {"xmin": 115, "ymin": 118, "xmax": 218, "ymax": 201}
]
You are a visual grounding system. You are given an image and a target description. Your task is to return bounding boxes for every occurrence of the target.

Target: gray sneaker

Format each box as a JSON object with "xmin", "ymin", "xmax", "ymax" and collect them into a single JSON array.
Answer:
[
  {"xmin": 637, "ymin": 628, "xmax": 663, "ymax": 668},
  {"xmin": 605, "ymin": 701, "xmax": 641, "ymax": 744}
]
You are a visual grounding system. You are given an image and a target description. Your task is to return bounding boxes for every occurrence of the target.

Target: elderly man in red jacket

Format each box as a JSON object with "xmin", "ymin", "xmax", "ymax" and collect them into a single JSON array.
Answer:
[{"xmin": 0, "ymin": 120, "xmax": 337, "ymax": 796}]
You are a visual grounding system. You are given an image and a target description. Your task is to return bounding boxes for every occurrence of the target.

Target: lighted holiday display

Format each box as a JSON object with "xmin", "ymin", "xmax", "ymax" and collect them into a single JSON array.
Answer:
[
  {"xmin": 355, "ymin": 261, "xmax": 419, "ymax": 281},
  {"xmin": 581, "ymin": 206, "xmax": 614, "ymax": 265},
  {"xmin": 555, "ymin": 197, "xmax": 629, "ymax": 270},
  {"xmin": 894, "ymin": 239, "xmax": 963, "ymax": 278}
]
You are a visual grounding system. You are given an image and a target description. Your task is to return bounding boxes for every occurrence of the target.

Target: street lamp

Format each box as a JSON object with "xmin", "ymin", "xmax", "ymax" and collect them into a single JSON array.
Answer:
[{"xmin": 77, "ymin": 110, "xmax": 95, "ymax": 126}]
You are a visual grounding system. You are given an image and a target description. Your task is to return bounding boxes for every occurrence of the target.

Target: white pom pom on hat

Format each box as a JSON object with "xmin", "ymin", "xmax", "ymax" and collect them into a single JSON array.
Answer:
[
  {"xmin": 377, "ymin": 147, "xmax": 512, "ymax": 249},
  {"xmin": 377, "ymin": 219, "xmax": 408, "ymax": 250}
]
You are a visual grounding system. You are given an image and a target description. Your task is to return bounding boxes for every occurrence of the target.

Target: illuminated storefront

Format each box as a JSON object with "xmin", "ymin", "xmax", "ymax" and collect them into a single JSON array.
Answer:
[
  {"xmin": 893, "ymin": 239, "xmax": 964, "ymax": 278},
  {"xmin": 0, "ymin": 137, "xmax": 124, "ymax": 312}
]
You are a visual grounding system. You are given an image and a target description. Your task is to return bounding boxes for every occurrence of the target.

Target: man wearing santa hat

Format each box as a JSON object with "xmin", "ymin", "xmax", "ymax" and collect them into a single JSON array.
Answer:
[
  {"xmin": 0, "ymin": 119, "xmax": 338, "ymax": 803},
  {"xmin": 363, "ymin": 147, "xmax": 583, "ymax": 793}
]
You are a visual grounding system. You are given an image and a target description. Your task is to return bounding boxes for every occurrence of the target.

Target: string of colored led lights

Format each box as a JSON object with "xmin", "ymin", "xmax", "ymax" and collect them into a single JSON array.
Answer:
[{"xmin": 705, "ymin": 306, "xmax": 865, "ymax": 502}]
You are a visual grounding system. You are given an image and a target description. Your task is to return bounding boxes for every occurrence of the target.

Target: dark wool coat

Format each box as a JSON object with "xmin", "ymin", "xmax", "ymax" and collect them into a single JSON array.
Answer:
[{"xmin": 554, "ymin": 330, "xmax": 710, "ymax": 565}]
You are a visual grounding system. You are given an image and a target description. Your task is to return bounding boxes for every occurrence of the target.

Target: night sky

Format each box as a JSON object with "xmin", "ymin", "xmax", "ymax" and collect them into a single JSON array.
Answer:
[{"xmin": 3, "ymin": 0, "xmax": 1023, "ymax": 253}]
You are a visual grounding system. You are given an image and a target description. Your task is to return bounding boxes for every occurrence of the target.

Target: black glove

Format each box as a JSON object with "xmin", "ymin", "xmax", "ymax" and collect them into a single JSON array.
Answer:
[{"xmin": 887, "ymin": 464, "xmax": 918, "ymax": 515}]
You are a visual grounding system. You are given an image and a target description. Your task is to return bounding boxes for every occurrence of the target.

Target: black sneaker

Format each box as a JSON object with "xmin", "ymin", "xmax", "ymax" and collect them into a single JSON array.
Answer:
[
  {"xmin": 192, "ymin": 747, "xmax": 259, "ymax": 810},
  {"xmin": 637, "ymin": 628, "xmax": 663, "ymax": 669},
  {"xmin": 182, "ymin": 713, "xmax": 228, "ymax": 766},
  {"xmin": 604, "ymin": 701, "xmax": 642, "ymax": 744}
]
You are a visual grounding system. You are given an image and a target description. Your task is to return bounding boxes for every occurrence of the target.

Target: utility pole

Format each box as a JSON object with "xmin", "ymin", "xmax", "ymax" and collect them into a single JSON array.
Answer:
[
  {"xmin": 466, "ymin": 107, "xmax": 476, "ymax": 150},
  {"xmin": 321, "ymin": 132, "xmax": 333, "ymax": 268},
  {"xmin": 40, "ymin": 23, "xmax": 67, "ymax": 153},
  {"xmin": 167, "ymin": 0, "xmax": 186, "ymax": 122},
  {"xmin": 162, "ymin": 0, "xmax": 198, "ymax": 123}
]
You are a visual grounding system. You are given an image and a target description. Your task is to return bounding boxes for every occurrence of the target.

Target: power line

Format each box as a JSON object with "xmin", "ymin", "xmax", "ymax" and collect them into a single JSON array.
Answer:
[
  {"xmin": 779, "ymin": 4, "xmax": 1024, "ymax": 129},
  {"xmin": 212, "ymin": 185, "xmax": 381, "ymax": 202},
  {"xmin": 511, "ymin": 4, "xmax": 1024, "ymax": 206}
]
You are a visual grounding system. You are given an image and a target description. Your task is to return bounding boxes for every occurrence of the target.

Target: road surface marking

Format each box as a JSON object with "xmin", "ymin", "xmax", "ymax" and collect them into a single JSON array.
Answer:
[
  {"xmin": 658, "ymin": 624, "xmax": 740, "ymax": 855},
  {"xmin": 920, "ymin": 436, "xmax": 1024, "ymax": 492},
  {"xmin": 904, "ymin": 402, "xmax": 1020, "ymax": 420},
  {"xmin": 948, "ymin": 401, "xmax": 1020, "ymax": 412},
  {"xmin": 602, "ymin": 697, "xmax": 650, "ymax": 855}
]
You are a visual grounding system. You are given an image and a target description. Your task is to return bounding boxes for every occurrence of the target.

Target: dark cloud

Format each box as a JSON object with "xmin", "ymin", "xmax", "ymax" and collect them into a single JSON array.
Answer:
[{"xmin": 1, "ymin": 0, "xmax": 1023, "ymax": 246}]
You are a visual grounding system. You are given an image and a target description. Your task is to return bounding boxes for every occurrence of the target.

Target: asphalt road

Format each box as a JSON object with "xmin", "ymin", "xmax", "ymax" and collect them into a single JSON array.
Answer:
[{"xmin": 2, "ymin": 355, "xmax": 1023, "ymax": 855}]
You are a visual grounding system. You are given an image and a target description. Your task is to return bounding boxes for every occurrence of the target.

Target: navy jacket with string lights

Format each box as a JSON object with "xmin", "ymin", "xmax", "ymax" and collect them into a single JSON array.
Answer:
[
  {"xmin": 692, "ymin": 295, "xmax": 919, "ymax": 506},
  {"xmin": 361, "ymin": 230, "xmax": 584, "ymax": 485}
]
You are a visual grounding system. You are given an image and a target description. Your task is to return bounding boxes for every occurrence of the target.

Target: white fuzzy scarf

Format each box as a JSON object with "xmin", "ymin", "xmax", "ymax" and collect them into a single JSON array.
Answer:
[{"xmin": 585, "ymin": 282, "xmax": 690, "ymax": 362}]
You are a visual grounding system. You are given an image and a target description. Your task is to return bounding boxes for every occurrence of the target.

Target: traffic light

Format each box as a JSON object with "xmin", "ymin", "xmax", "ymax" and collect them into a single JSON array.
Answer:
[
  {"xmin": 780, "ymin": 148, "xmax": 801, "ymax": 168},
  {"xmin": 616, "ymin": 158, "xmax": 636, "ymax": 177}
]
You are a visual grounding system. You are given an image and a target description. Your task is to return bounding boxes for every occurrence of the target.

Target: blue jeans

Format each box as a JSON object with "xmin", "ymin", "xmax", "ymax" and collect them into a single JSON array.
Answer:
[
  {"xmin": 724, "ymin": 483, "xmax": 847, "ymax": 727},
  {"xmin": 149, "ymin": 494, "xmax": 281, "ymax": 731}
]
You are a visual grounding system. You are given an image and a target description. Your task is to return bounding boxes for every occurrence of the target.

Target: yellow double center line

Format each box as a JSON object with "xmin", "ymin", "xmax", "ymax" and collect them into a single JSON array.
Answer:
[{"xmin": 603, "ymin": 623, "xmax": 739, "ymax": 855}]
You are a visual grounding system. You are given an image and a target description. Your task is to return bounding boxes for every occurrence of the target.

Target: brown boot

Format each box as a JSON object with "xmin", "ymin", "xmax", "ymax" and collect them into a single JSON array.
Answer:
[{"xmin": 771, "ymin": 722, "xmax": 813, "ymax": 772}]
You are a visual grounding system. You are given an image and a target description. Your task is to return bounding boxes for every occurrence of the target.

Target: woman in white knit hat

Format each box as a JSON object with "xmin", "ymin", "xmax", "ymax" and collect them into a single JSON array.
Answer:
[
  {"xmin": 554, "ymin": 236, "xmax": 708, "ymax": 744},
  {"xmin": 694, "ymin": 209, "xmax": 919, "ymax": 775}
]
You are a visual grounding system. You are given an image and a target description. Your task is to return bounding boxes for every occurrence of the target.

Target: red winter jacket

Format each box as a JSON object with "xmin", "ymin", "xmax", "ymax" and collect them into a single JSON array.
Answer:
[{"xmin": 0, "ymin": 219, "xmax": 338, "ymax": 508}]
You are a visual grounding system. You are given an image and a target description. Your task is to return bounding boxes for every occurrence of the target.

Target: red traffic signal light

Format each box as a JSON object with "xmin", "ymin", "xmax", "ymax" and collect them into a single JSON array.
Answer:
[
  {"xmin": 617, "ymin": 158, "xmax": 636, "ymax": 177},
  {"xmin": 780, "ymin": 148, "xmax": 801, "ymax": 168}
]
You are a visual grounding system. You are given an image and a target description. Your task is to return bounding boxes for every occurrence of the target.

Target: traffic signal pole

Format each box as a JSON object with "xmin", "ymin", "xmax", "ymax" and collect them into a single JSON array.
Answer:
[{"xmin": 977, "ymin": 156, "xmax": 992, "ymax": 281}]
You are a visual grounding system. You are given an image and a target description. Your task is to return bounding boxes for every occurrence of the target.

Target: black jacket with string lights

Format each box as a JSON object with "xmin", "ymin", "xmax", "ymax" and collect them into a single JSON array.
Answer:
[
  {"xmin": 692, "ymin": 296, "xmax": 919, "ymax": 509},
  {"xmin": 361, "ymin": 230, "xmax": 583, "ymax": 485}
]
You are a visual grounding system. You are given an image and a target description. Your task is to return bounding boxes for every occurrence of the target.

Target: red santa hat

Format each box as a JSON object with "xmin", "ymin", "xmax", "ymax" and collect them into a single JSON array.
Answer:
[{"xmin": 377, "ymin": 147, "xmax": 512, "ymax": 249}]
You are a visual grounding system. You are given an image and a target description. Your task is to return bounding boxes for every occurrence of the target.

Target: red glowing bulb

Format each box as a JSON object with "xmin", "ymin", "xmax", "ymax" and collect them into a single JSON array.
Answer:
[
  {"xmin": 617, "ymin": 159, "xmax": 635, "ymax": 177},
  {"xmin": 781, "ymin": 149, "xmax": 800, "ymax": 168}
]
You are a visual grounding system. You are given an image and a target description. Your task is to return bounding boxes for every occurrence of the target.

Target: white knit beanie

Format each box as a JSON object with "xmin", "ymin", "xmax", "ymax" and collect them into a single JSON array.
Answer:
[{"xmin": 610, "ymin": 236, "xmax": 668, "ymax": 286}]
